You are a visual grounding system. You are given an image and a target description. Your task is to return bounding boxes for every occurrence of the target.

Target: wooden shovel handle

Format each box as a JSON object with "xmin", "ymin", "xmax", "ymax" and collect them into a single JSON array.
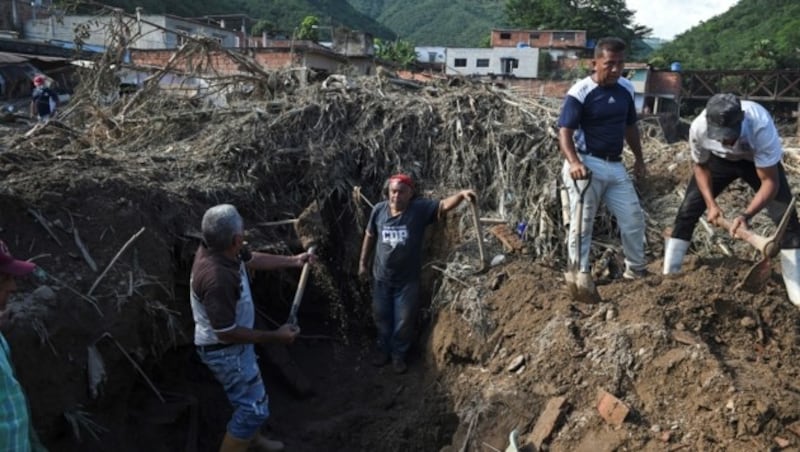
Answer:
[
  {"xmin": 713, "ymin": 217, "xmax": 771, "ymax": 254},
  {"xmin": 714, "ymin": 197, "xmax": 795, "ymax": 258},
  {"xmin": 468, "ymin": 198, "xmax": 486, "ymax": 267},
  {"xmin": 288, "ymin": 246, "xmax": 315, "ymax": 325}
]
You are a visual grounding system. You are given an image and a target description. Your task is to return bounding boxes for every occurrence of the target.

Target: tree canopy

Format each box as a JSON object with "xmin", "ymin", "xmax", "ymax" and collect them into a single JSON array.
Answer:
[
  {"xmin": 296, "ymin": 16, "xmax": 320, "ymax": 41},
  {"xmin": 651, "ymin": 0, "xmax": 800, "ymax": 70},
  {"xmin": 374, "ymin": 38, "xmax": 417, "ymax": 68},
  {"xmin": 504, "ymin": 0, "xmax": 651, "ymax": 43}
]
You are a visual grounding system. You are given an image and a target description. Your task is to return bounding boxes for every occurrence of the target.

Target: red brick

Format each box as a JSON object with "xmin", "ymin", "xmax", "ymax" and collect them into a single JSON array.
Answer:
[
  {"xmin": 488, "ymin": 224, "xmax": 526, "ymax": 253},
  {"xmin": 787, "ymin": 422, "xmax": 800, "ymax": 438},
  {"xmin": 596, "ymin": 390, "xmax": 629, "ymax": 426}
]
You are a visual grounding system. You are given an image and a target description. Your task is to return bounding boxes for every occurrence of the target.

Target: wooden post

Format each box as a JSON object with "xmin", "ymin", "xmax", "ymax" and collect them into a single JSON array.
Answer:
[{"xmin": 792, "ymin": 102, "xmax": 800, "ymax": 138}]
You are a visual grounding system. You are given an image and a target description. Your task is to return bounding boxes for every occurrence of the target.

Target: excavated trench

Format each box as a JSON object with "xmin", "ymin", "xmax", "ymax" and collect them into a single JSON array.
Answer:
[
  {"xmin": 149, "ymin": 220, "xmax": 463, "ymax": 452},
  {"xmin": 2, "ymin": 187, "xmax": 464, "ymax": 452}
]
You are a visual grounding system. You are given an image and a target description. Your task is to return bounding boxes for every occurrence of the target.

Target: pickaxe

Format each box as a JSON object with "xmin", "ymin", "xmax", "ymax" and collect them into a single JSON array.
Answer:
[{"xmin": 713, "ymin": 197, "xmax": 796, "ymax": 293}]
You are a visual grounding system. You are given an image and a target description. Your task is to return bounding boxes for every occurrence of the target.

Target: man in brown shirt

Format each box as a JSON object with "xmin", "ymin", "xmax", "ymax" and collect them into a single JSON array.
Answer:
[{"xmin": 190, "ymin": 204, "xmax": 314, "ymax": 452}]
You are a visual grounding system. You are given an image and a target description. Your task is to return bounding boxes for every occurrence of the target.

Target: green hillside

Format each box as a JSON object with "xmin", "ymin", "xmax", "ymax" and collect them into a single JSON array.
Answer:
[
  {"xmin": 100, "ymin": 0, "xmax": 397, "ymax": 40},
  {"xmin": 103, "ymin": 0, "xmax": 507, "ymax": 47},
  {"xmin": 653, "ymin": 0, "xmax": 800, "ymax": 69},
  {"xmin": 348, "ymin": 0, "xmax": 509, "ymax": 46}
]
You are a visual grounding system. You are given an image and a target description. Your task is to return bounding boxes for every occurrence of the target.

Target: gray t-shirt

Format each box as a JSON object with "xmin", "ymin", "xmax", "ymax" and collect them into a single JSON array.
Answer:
[{"xmin": 367, "ymin": 198, "xmax": 440, "ymax": 284}]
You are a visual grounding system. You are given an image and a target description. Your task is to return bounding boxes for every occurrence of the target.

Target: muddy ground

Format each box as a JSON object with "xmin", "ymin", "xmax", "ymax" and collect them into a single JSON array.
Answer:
[{"xmin": 2, "ymin": 75, "xmax": 800, "ymax": 452}]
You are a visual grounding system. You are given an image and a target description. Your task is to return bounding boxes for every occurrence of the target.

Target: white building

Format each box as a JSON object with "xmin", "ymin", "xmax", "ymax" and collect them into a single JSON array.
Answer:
[
  {"xmin": 23, "ymin": 14, "xmax": 240, "ymax": 50},
  {"xmin": 415, "ymin": 46, "xmax": 446, "ymax": 65},
  {"xmin": 445, "ymin": 47, "xmax": 539, "ymax": 78}
]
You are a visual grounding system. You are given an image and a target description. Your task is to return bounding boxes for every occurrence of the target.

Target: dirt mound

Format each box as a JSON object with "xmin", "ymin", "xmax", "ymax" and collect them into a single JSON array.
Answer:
[
  {"xmin": 2, "ymin": 42, "xmax": 800, "ymax": 451},
  {"xmin": 431, "ymin": 256, "xmax": 800, "ymax": 451}
]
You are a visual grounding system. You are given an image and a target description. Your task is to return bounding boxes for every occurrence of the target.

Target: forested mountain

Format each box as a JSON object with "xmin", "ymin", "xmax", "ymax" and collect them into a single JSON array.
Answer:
[
  {"xmin": 98, "ymin": 0, "xmax": 505, "ymax": 47},
  {"xmin": 99, "ymin": 0, "xmax": 397, "ymax": 40},
  {"xmin": 94, "ymin": 0, "xmax": 799, "ymax": 65},
  {"xmin": 653, "ymin": 0, "xmax": 800, "ymax": 69},
  {"xmin": 347, "ymin": 0, "xmax": 508, "ymax": 46}
]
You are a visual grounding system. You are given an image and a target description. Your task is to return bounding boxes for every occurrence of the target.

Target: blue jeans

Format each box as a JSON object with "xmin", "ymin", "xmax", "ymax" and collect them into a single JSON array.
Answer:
[
  {"xmin": 372, "ymin": 279, "xmax": 420, "ymax": 360},
  {"xmin": 563, "ymin": 156, "xmax": 646, "ymax": 272},
  {"xmin": 198, "ymin": 344, "xmax": 269, "ymax": 440}
]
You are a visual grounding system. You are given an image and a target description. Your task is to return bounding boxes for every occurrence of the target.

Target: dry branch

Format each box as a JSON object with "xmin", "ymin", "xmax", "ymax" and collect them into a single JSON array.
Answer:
[
  {"xmin": 95, "ymin": 332, "xmax": 164, "ymax": 403},
  {"xmin": 73, "ymin": 226, "xmax": 98, "ymax": 272},
  {"xmin": 28, "ymin": 209, "xmax": 63, "ymax": 247},
  {"xmin": 88, "ymin": 227, "xmax": 146, "ymax": 297}
]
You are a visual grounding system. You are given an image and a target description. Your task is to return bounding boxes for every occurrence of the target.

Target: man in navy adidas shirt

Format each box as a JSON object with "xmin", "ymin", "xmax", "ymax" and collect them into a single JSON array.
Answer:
[{"xmin": 557, "ymin": 36, "xmax": 648, "ymax": 286}]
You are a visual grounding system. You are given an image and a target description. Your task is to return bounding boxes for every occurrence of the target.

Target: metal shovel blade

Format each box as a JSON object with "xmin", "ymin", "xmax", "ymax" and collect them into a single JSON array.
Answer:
[
  {"xmin": 563, "ymin": 173, "xmax": 601, "ymax": 303},
  {"xmin": 715, "ymin": 196, "xmax": 796, "ymax": 293},
  {"xmin": 738, "ymin": 196, "xmax": 798, "ymax": 292},
  {"xmin": 738, "ymin": 258, "xmax": 772, "ymax": 293},
  {"xmin": 564, "ymin": 270, "xmax": 602, "ymax": 303},
  {"xmin": 564, "ymin": 269, "xmax": 578, "ymax": 297}
]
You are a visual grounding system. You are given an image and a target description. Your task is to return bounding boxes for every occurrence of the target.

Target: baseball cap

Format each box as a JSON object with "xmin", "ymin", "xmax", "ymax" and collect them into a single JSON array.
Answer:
[
  {"xmin": 0, "ymin": 240, "xmax": 36, "ymax": 276},
  {"xmin": 33, "ymin": 75, "xmax": 46, "ymax": 87},
  {"xmin": 705, "ymin": 93, "xmax": 744, "ymax": 141}
]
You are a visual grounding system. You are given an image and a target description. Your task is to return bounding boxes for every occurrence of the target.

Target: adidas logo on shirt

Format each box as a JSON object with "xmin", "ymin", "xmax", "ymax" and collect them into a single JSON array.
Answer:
[{"xmin": 608, "ymin": 96, "xmax": 616, "ymax": 104}]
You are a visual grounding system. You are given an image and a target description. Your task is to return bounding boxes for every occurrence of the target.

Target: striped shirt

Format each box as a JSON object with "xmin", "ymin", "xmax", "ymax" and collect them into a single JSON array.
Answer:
[{"xmin": 0, "ymin": 333, "xmax": 32, "ymax": 452}]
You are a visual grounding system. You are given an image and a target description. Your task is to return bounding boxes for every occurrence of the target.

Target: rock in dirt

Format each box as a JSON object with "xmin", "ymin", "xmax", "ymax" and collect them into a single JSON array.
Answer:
[
  {"xmin": 528, "ymin": 396, "xmax": 567, "ymax": 449},
  {"xmin": 507, "ymin": 354, "xmax": 525, "ymax": 372},
  {"xmin": 740, "ymin": 316, "xmax": 757, "ymax": 328},
  {"xmin": 774, "ymin": 436, "xmax": 790, "ymax": 449},
  {"xmin": 490, "ymin": 254, "xmax": 506, "ymax": 267},
  {"xmin": 671, "ymin": 329, "xmax": 703, "ymax": 346},
  {"xmin": 32, "ymin": 285, "xmax": 56, "ymax": 301},
  {"xmin": 788, "ymin": 421, "xmax": 800, "ymax": 438}
]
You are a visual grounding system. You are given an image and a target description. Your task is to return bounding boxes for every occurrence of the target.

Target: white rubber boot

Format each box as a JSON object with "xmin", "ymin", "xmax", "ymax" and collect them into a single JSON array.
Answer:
[
  {"xmin": 251, "ymin": 434, "xmax": 285, "ymax": 452},
  {"xmin": 663, "ymin": 238, "xmax": 690, "ymax": 275},
  {"xmin": 779, "ymin": 249, "xmax": 800, "ymax": 307}
]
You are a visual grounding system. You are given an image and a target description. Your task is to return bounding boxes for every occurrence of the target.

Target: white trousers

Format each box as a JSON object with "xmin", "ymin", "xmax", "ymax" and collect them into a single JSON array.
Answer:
[{"xmin": 562, "ymin": 155, "xmax": 646, "ymax": 273}]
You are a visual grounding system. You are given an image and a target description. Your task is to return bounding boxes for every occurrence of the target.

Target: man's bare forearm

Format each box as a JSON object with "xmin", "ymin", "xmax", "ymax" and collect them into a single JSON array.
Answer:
[{"xmin": 359, "ymin": 233, "xmax": 375, "ymax": 270}]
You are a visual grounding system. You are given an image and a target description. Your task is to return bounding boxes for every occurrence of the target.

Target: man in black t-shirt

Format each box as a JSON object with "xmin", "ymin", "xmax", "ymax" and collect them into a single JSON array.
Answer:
[{"xmin": 358, "ymin": 173, "xmax": 475, "ymax": 374}]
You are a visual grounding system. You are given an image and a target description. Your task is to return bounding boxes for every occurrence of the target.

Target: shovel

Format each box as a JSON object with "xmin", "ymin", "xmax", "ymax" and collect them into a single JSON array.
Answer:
[
  {"xmin": 468, "ymin": 195, "xmax": 489, "ymax": 273},
  {"xmin": 286, "ymin": 246, "xmax": 315, "ymax": 326},
  {"xmin": 564, "ymin": 173, "xmax": 602, "ymax": 303},
  {"xmin": 713, "ymin": 196, "xmax": 796, "ymax": 293}
]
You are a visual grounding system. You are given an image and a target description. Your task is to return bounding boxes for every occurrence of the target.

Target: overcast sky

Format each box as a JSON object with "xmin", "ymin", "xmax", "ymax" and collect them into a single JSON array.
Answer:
[{"xmin": 626, "ymin": 0, "xmax": 740, "ymax": 40}]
